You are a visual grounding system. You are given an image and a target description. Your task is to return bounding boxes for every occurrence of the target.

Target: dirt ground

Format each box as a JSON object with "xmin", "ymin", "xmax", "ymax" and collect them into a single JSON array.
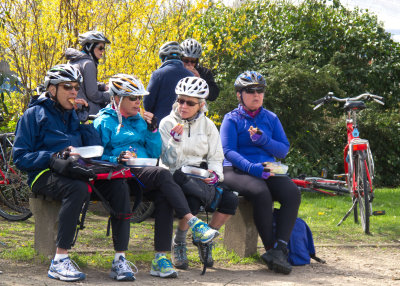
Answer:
[{"xmin": 1, "ymin": 246, "xmax": 399, "ymax": 286}]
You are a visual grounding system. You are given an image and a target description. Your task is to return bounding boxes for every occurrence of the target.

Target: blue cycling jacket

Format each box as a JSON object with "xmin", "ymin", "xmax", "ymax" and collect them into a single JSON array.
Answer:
[
  {"xmin": 144, "ymin": 59, "xmax": 193, "ymax": 122},
  {"xmin": 220, "ymin": 105, "xmax": 290, "ymax": 178},
  {"xmin": 93, "ymin": 106, "xmax": 161, "ymax": 163},
  {"xmin": 13, "ymin": 93, "xmax": 102, "ymax": 185}
]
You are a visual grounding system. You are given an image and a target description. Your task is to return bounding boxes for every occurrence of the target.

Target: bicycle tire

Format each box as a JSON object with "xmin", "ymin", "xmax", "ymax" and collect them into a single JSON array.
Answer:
[
  {"xmin": 355, "ymin": 152, "xmax": 370, "ymax": 234},
  {"xmin": 130, "ymin": 199, "xmax": 154, "ymax": 223},
  {"xmin": 0, "ymin": 147, "xmax": 32, "ymax": 221}
]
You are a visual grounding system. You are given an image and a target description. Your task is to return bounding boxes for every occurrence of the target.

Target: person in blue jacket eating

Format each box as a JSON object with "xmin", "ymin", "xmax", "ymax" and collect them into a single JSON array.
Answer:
[{"xmin": 220, "ymin": 71, "xmax": 301, "ymax": 275}]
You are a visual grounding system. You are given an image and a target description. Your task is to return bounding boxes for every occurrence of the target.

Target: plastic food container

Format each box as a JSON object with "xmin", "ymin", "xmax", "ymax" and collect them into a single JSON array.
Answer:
[
  {"xmin": 70, "ymin": 146, "xmax": 104, "ymax": 158},
  {"xmin": 126, "ymin": 158, "xmax": 158, "ymax": 167},
  {"xmin": 263, "ymin": 162, "xmax": 289, "ymax": 174},
  {"xmin": 181, "ymin": 165, "xmax": 210, "ymax": 179}
]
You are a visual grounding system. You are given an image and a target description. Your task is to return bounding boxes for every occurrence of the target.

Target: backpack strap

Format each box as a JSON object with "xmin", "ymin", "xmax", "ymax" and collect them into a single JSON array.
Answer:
[{"xmin": 310, "ymin": 254, "xmax": 326, "ymax": 264}]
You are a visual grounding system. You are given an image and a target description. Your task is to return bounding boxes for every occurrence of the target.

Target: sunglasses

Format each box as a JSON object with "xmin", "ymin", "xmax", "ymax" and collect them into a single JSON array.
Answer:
[
  {"xmin": 177, "ymin": 98, "xmax": 199, "ymax": 107},
  {"xmin": 97, "ymin": 46, "xmax": 105, "ymax": 51},
  {"xmin": 127, "ymin": 95, "xmax": 143, "ymax": 101},
  {"xmin": 182, "ymin": 59, "xmax": 198, "ymax": 64},
  {"xmin": 244, "ymin": 87, "xmax": 265, "ymax": 94},
  {"xmin": 60, "ymin": 83, "xmax": 80, "ymax": 91}
]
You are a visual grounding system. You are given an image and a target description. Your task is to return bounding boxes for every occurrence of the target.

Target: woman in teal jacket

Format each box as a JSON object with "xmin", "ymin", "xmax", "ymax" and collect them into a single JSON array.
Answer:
[{"xmin": 93, "ymin": 74, "xmax": 219, "ymax": 280}]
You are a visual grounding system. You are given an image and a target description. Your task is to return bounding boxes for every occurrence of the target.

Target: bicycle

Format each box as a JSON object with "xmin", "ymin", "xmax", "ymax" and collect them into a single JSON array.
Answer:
[
  {"xmin": 301, "ymin": 92, "xmax": 385, "ymax": 234},
  {"xmin": 0, "ymin": 116, "xmax": 32, "ymax": 221}
]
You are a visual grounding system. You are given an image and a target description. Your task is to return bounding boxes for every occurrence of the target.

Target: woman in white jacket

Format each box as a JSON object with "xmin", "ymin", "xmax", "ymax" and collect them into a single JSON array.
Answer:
[{"xmin": 159, "ymin": 77, "xmax": 238, "ymax": 270}]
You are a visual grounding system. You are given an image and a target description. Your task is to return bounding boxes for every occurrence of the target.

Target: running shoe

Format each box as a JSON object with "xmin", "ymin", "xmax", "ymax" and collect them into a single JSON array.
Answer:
[
  {"xmin": 110, "ymin": 256, "xmax": 137, "ymax": 281},
  {"xmin": 150, "ymin": 255, "xmax": 178, "ymax": 278},
  {"xmin": 48, "ymin": 257, "xmax": 86, "ymax": 282},
  {"xmin": 191, "ymin": 219, "xmax": 219, "ymax": 244},
  {"xmin": 171, "ymin": 240, "xmax": 189, "ymax": 270}
]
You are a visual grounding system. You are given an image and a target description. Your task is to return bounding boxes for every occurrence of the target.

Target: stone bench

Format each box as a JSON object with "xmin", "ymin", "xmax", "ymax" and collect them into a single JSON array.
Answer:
[
  {"xmin": 29, "ymin": 194, "xmax": 131, "ymax": 258},
  {"xmin": 29, "ymin": 194, "xmax": 61, "ymax": 258},
  {"xmin": 223, "ymin": 197, "xmax": 259, "ymax": 258}
]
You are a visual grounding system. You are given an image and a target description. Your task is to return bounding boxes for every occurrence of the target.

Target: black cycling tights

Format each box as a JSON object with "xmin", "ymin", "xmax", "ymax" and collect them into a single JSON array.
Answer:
[{"xmin": 223, "ymin": 166, "xmax": 301, "ymax": 250}]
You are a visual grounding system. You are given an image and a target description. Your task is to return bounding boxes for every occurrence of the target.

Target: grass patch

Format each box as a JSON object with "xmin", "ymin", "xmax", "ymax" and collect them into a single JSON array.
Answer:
[
  {"xmin": 0, "ymin": 187, "xmax": 399, "ymax": 269},
  {"xmin": 298, "ymin": 187, "xmax": 400, "ymax": 244}
]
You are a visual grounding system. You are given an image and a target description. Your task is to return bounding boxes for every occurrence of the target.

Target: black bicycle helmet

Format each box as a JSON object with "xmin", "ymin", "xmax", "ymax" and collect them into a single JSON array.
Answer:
[
  {"xmin": 234, "ymin": 71, "xmax": 266, "ymax": 91},
  {"xmin": 159, "ymin": 41, "xmax": 182, "ymax": 60}
]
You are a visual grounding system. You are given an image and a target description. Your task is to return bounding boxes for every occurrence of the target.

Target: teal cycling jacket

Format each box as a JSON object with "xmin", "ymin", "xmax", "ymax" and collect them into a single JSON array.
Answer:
[{"xmin": 93, "ymin": 106, "xmax": 161, "ymax": 162}]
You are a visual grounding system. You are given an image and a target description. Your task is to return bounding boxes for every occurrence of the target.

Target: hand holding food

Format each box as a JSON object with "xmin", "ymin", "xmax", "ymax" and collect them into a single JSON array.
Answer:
[{"xmin": 248, "ymin": 125, "xmax": 262, "ymax": 136}]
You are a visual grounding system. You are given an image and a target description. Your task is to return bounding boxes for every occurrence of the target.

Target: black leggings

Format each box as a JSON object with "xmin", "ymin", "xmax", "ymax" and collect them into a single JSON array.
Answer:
[
  {"xmin": 130, "ymin": 166, "xmax": 192, "ymax": 252},
  {"xmin": 32, "ymin": 171, "xmax": 131, "ymax": 251},
  {"xmin": 223, "ymin": 166, "xmax": 301, "ymax": 250}
]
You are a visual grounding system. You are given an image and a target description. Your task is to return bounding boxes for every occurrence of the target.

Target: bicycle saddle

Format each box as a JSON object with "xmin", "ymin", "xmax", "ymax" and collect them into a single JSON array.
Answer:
[{"xmin": 343, "ymin": 101, "xmax": 366, "ymax": 111}]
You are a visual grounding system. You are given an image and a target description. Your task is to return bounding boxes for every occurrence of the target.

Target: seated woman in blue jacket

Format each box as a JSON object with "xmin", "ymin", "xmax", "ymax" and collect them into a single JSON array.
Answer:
[
  {"xmin": 93, "ymin": 74, "xmax": 219, "ymax": 279},
  {"xmin": 220, "ymin": 71, "xmax": 301, "ymax": 275}
]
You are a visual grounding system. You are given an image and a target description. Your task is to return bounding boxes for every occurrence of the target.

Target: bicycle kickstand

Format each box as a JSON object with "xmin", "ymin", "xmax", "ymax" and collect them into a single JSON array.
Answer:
[{"xmin": 337, "ymin": 198, "xmax": 357, "ymax": 226}]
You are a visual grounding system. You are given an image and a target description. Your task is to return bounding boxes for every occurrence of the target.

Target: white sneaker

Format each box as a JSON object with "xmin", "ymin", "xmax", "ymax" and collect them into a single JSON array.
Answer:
[
  {"xmin": 110, "ymin": 256, "xmax": 138, "ymax": 281},
  {"xmin": 48, "ymin": 257, "xmax": 86, "ymax": 282}
]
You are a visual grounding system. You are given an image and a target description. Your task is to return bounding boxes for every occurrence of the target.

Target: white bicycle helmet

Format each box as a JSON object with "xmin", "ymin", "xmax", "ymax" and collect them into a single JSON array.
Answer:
[
  {"xmin": 181, "ymin": 38, "xmax": 202, "ymax": 58},
  {"xmin": 109, "ymin": 74, "xmax": 149, "ymax": 97},
  {"xmin": 43, "ymin": 64, "xmax": 83, "ymax": 89},
  {"xmin": 159, "ymin": 41, "xmax": 182, "ymax": 59},
  {"xmin": 175, "ymin": 76, "xmax": 209, "ymax": 99},
  {"xmin": 78, "ymin": 31, "xmax": 111, "ymax": 46}
]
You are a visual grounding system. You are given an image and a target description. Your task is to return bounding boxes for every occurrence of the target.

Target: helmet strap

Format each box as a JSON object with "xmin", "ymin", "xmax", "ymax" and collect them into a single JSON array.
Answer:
[{"xmin": 239, "ymin": 91, "xmax": 258, "ymax": 112}]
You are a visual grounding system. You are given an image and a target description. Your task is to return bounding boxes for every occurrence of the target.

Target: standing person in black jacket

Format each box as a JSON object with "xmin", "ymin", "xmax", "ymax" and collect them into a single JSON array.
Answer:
[
  {"xmin": 65, "ymin": 31, "xmax": 111, "ymax": 120},
  {"xmin": 180, "ymin": 38, "xmax": 220, "ymax": 101}
]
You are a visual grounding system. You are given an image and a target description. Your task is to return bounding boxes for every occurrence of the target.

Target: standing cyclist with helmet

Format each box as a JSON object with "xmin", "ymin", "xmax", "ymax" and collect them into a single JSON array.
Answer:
[
  {"xmin": 65, "ymin": 30, "xmax": 111, "ymax": 120},
  {"xmin": 144, "ymin": 41, "xmax": 193, "ymax": 123},
  {"xmin": 159, "ymin": 76, "xmax": 238, "ymax": 271},
  {"xmin": 180, "ymin": 38, "xmax": 220, "ymax": 101},
  {"xmin": 94, "ymin": 74, "xmax": 220, "ymax": 279},
  {"xmin": 12, "ymin": 64, "xmax": 136, "ymax": 282},
  {"xmin": 220, "ymin": 71, "xmax": 301, "ymax": 275}
]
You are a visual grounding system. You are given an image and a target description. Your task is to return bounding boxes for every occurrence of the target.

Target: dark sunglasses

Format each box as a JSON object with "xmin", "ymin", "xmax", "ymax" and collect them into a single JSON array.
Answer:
[
  {"xmin": 60, "ymin": 83, "xmax": 80, "ymax": 91},
  {"xmin": 182, "ymin": 59, "xmax": 197, "ymax": 64},
  {"xmin": 177, "ymin": 98, "xmax": 199, "ymax": 107},
  {"xmin": 97, "ymin": 46, "xmax": 105, "ymax": 51},
  {"xmin": 127, "ymin": 95, "xmax": 143, "ymax": 101},
  {"xmin": 244, "ymin": 87, "xmax": 265, "ymax": 94}
]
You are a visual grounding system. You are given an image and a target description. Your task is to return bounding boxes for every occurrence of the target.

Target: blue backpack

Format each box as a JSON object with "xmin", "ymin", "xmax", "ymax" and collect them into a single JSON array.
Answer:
[{"xmin": 287, "ymin": 218, "xmax": 325, "ymax": 266}]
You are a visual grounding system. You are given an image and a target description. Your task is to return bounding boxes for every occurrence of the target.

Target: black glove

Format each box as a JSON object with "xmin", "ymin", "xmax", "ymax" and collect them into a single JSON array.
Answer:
[
  {"xmin": 147, "ymin": 116, "xmax": 158, "ymax": 132},
  {"xmin": 117, "ymin": 151, "xmax": 127, "ymax": 164},
  {"xmin": 54, "ymin": 147, "xmax": 71, "ymax": 160},
  {"xmin": 49, "ymin": 156, "xmax": 97, "ymax": 181}
]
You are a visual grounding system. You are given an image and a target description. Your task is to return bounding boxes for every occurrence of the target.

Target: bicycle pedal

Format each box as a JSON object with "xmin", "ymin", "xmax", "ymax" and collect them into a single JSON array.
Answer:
[
  {"xmin": 372, "ymin": 210, "xmax": 385, "ymax": 216},
  {"xmin": 334, "ymin": 174, "xmax": 346, "ymax": 179}
]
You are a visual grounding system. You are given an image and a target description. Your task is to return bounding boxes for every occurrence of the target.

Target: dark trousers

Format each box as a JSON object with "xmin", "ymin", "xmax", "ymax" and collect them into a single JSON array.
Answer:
[
  {"xmin": 130, "ymin": 166, "xmax": 192, "ymax": 252},
  {"xmin": 32, "ymin": 170, "xmax": 131, "ymax": 251},
  {"xmin": 223, "ymin": 166, "xmax": 301, "ymax": 250}
]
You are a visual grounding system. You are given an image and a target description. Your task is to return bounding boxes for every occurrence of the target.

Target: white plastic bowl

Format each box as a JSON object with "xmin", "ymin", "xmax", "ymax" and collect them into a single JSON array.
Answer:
[
  {"xmin": 70, "ymin": 145, "xmax": 104, "ymax": 158},
  {"xmin": 181, "ymin": 165, "xmax": 210, "ymax": 179},
  {"xmin": 126, "ymin": 158, "xmax": 158, "ymax": 167}
]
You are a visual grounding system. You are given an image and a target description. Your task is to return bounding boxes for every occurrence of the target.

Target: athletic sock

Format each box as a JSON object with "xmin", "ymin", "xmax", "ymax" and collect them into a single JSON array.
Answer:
[
  {"xmin": 54, "ymin": 253, "xmax": 68, "ymax": 261},
  {"xmin": 174, "ymin": 228, "xmax": 188, "ymax": 243}
]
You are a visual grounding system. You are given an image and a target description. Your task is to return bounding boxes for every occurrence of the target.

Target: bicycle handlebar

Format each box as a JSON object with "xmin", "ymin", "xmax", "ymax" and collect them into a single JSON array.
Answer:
[{"xmin": 313, "ymin": 92, "xmax": 384, "ymax": 110}]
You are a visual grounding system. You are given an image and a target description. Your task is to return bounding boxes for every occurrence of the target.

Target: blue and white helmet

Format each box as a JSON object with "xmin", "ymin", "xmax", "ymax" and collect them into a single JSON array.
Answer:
[
  {"xmin": 234, "ymin": 71, "xmax": 266, "ymax": 91},
  {"xmin": 43, "ymin": 64, "xmax": 83, "ymax": 89}
]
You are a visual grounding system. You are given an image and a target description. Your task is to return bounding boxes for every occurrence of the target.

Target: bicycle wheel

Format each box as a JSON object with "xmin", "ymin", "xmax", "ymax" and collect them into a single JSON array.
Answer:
[
  {"xmin": 130, "ymin": 199, "xmax": 154, "ymax": 223},
  {"xmin": 0, "ymin": 164, "xmax": 32, "ymax": 221},
  {"xmin": 354, "ymin": 152, "xmax": 370, "ymax": 234}
]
